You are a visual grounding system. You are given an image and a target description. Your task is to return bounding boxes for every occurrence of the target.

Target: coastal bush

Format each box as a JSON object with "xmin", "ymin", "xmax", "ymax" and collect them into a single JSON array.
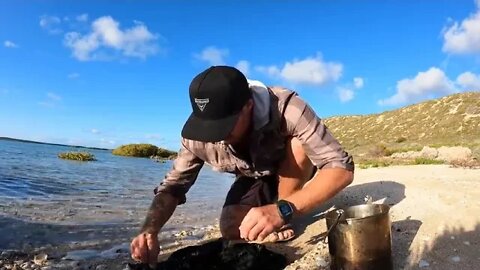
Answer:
[
  {"xmin": 58, "ymin": 151, "xmax": 96, "ymax": 161},
  {"xmin": 156, "ymin": 148, "xmax": 177, "ymax": 159},
  {"xmin": 112, "ymin": 144, "xmax": 158, "ymax": 157},
  {"xmin": 358, "ymin": 159, "xmax": 391, "ymax": 169},
  {"xmin": 413, "ymin": 157, "xmax": 444, "ymax": 165}
]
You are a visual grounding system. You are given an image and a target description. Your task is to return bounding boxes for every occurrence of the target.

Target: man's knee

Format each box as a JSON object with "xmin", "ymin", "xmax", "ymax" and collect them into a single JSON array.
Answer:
[
  {"xmin": 279, "ymin": 137, "xmax": 314, "ymax": 180},
  {"xmin": 219, "ymin": 205, "xmax": 251, "ymax": 240}
]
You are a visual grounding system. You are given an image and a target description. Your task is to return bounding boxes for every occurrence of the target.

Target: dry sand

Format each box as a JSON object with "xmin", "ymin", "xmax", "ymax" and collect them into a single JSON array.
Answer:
[{"xmin": 274, "ymin": 164, "xmax": 480, "ymax": 270}]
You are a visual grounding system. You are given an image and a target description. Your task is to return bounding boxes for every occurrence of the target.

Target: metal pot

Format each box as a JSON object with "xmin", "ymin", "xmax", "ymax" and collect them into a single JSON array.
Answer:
[{"xmin": 325, "ymin": 202, "xmax": 393, "ymax": 270}]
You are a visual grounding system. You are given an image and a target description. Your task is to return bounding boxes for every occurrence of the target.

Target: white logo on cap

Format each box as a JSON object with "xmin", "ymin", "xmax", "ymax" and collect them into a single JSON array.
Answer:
[{"xmin": 194, "ymin": 98, "xmax": 210, "ymax": 112}]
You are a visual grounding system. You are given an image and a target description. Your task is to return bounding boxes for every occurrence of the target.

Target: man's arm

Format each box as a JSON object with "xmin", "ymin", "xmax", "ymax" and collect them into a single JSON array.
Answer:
[
  {"xmin": 141, "ymin": 192, "xmax": 180, "ymax": 234},
  {"xmin": 131, "ymin": 139, "xmax": 204, "ymax": 264},
  {"xmin": 283, "ymin": 94, "xmax": 354, "ymax": 214}
]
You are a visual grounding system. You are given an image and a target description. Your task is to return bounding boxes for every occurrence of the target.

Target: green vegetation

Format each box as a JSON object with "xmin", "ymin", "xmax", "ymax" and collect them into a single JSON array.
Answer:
[
  {"xmin": 112, "ymin": 143, "xmax": 177, "ymax": 159},
  {"xmin": 358, "ymin": 159, "xmax": 392, "ymax": 169},
  {"xmin": 58, "ymin": 151, "xmax": 96, "ymax": 161},
  {"xmin": 412, "ymin": 157, "xmax": 444, "ymax": 165}
]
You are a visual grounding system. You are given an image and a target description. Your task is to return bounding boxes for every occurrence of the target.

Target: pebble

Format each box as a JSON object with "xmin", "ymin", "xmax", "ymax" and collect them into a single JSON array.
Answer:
[
  {"xmin": 34, "ymin": 253, "xmax": 48, "ymax": 265},
  {"xmin": 96, "ymin": 265, "xmax": 108, "ymax": 270},
  {"xmin": 463, "ymin": 241, "xmax": 470, "ymax": 245},
  {"xmin": 316, "ymin": 257, "xmax": 329, "ymax": 268},
  {"xmin": 419, "ymin": 260, "xmax": 430, "ymax": 268},
  {"xmin": 450, "ymin": 256, "xmax": 461, "ymax": 262}
]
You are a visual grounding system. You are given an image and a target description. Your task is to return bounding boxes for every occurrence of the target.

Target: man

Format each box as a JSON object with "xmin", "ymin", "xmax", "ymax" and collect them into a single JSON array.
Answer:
[{"xmin": 130, "ymin": 66, "xmax": 354, "ymax": 265}]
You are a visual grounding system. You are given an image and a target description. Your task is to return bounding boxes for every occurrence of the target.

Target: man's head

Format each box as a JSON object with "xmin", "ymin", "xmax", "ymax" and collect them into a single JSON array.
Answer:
[{"xmin": 181, "ymin": 66, "xmax": 253, "ymax": 143}]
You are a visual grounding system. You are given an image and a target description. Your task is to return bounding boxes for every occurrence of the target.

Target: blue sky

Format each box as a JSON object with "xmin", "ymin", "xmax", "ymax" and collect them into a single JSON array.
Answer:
[{"xmin": 1, "ymin": 0, "xmax": 480, "ymax": 150}]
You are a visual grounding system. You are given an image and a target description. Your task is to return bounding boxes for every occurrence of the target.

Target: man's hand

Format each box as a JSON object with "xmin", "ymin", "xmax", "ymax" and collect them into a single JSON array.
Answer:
[
  {"xmin": 130, "ymin": 232, "xmax": 160, "ymax": 266},
  {"xmin": 239, "ymin": 204, "xmax": 285, "ymax": 242}
]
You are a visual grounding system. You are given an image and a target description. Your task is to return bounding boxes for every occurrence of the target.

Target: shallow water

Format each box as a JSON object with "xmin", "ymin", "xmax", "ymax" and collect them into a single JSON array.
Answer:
[{"xmin": 0, "ymin": 140, "xmax": 235, "ymax": 249}]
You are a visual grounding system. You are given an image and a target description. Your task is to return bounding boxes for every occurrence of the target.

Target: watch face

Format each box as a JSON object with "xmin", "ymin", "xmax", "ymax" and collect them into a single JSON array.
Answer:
[{"xmin": 280, "ymin": 203, "xmax": 292, "ymax": 216}]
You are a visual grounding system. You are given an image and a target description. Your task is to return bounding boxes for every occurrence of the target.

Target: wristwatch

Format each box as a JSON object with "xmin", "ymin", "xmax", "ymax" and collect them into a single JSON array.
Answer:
[{"xmin": 276, "ymin": 200, "xmax": 294, "ymax": 223}]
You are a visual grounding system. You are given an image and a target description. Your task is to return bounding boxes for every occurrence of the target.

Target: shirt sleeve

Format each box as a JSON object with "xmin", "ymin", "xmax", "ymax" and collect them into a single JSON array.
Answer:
[
  {"xmin": 153, "ymin": 138, "xmax": 204, "ymax": 204},
  {"xmin": 283, "ymin": 94, "xmax": 354, "ymax": 171}
]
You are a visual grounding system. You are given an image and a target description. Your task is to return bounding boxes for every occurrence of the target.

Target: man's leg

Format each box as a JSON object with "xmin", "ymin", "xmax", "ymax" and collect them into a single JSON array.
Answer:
[{"xmin": 220, "ymin": 137, "xmax": 314, "ymax": 240}]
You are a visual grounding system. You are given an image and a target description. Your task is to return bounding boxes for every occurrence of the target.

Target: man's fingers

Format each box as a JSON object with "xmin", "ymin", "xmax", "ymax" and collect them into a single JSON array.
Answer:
[
  {"xmin": 256, "ymin": 227, "xmax": 273, "ymax": 242},
  {"xmin": 137, "ymin": 235, "xmax": 149, "ymax": 263},
  {"xmin": 248, "ymin": 222, "xmax": 266, "ymax": 241},
  {"xmin": 239, "ymin": 209, "xmax": 258, "ymax": 239},
  {"xmin": 146, "ymin": 235, "xmax": 159, "ymax": 265}
]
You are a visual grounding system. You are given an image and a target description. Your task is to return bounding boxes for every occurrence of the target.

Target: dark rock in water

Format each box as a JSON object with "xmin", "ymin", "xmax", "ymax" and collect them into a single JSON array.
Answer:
[{"xmin": 129, "ymin": 239, "xmax": 287, "ymax": 270}]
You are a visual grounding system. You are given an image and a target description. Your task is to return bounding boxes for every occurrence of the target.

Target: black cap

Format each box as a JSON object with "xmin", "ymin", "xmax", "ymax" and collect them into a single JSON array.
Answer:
[{"xmin": 181, "ymin": 66, "xmax": 251, "ymax": 142}]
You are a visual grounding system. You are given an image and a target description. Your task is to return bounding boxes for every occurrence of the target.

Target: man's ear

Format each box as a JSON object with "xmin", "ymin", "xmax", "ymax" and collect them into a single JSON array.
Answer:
[{"xmin": 245, "ymin": 99, "xmax": 254, "ymax": 110}]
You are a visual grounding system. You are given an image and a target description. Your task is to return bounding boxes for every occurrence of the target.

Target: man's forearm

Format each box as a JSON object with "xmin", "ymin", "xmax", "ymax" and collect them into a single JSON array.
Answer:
[
  {"xmin": 141, "ymin": 192, "xmax": 179, "ymax": 234},
  {"xmin": 285, "ymin": 168, "xmax": 353, "ymax": 217}
]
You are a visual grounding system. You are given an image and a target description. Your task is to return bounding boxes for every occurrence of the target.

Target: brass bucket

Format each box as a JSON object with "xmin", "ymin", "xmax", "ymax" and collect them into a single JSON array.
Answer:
[{"xmin": 325, "ymin": 202, "xmax": 393, "ymax": 270}]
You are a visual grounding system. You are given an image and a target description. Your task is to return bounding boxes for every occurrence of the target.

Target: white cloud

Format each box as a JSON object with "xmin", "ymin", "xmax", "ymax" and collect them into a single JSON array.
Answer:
[
  {"xmin": 47, "ymin": 92, "xmax": 61, "ymax": 101},
  {"xmin": 64, "ymin": 16, "xmax": 159, "ymax": 61},
  {"xmin": 40, "ymin": 15, "xmax": 62, "ymax": 34},
  {"xmin": 4, "ymin": 40, "xmax": 18, "ymax": 48},
  {"xmin": 68, "ymin": 73, "xmax": 80, "ymax": 79},
  {"xmin": 338, "ymin": 87, "xmax": 354, "ymax": 103},
  {"xmin": 194, "ymin": 46, "xmax": 229, "ymax": 66},
  {"xmin": 76, "ymin": 13, "xmax": 89, "ymax": 22},
  {"xmin": 457, "ymin": 71, "xmax": 480, "ymax": 89},
  {"xmin": 442, "ymin": 5, "xmax": 480, "ymax": 54},
  {"xmin": 256, "ymin": 53, "xmax": 343, "ymax": 86},
  {"xmin": 379, "ymin": 67, "xmax": 457, "ymax": 106},
  {"xmin": 91, "ymin": 129, "xmax": 100, "ymax": 134},
  {"xmin": 235, "ymin": 60, "xmax": 250, "ymax": 76},
  {"xmin": 353, "ymin": 77, "xmax": 364, "ymax": 89}
]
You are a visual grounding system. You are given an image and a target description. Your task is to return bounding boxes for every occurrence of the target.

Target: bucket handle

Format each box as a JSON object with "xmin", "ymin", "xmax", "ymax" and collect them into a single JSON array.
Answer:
[{"xmin": 324, "ymin": 209, "xmax": 344, "ymax": 243}]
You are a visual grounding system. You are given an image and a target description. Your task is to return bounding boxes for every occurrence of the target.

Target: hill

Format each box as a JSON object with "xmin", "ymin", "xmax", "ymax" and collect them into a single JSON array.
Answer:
[{"xmin": 324, "ymin": 92, "xmax": 480, "ymax": 158}]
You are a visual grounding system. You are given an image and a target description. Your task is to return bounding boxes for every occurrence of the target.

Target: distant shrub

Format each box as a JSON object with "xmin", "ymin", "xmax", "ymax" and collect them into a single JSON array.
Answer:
[
  {"xmin": 413, "ymin": 157, "xmax": 444, "ymax": 165},
  {"xmin": 58, "ymin": 151, "xmax": 96, "ymax": 161},
  {"xmin": 156, "ymin": 148, "xmax": 177, "ymax": 159},
  {"xmin": 358, "ymin": 159, "xmax": 391, "ymax": 169},
  {"xmin": 395, "ymin": 137, "xmax": 407, "ymax": 143},
  {"xmin": 368, "ymin": 144, "xmax": 394, "ymax": 157},
  {"xmin": 112, "ymin": 144, "xmax": 158, "ymax": 157}
]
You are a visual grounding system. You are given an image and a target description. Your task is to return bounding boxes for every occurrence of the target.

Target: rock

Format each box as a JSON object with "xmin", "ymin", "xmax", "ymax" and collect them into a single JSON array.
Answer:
[
  {"xmin": 316, "ymin": 257, "xmax": 329, "ymax": 268},
  {"xmin": 33, "ymin": 253, "xmax": 48, "ymax": 265},
  {"xmin": 464, "ymin": 241, "xmax": 471, "ymax": 245},
  {"xmin": 419, "ymin": 259, "xmax": 430, "ymax": 268},
  {"xmin": 99, "ymin": 243, "xmax": 130, "ymax": 259},
  {"xmin": 20, "ymin": 262, "xmax": 31, "ymax": 269},
  {"xmin": 40, "ymin": 267, "xmax": 53, "ymax": 270},
  {"xmin": 420, "ymin": 146, "xmax": 438, "ymax": 159},
  {"xmin": 437, "ymin": 146, "xmax": 472, "ymax": 162},
  {"xmin": 95, "ymin": 265, "xmax": 108, "ymax": 270},
  {"xmin": 451, "ymin": 256, "xmax": 461, "ymax": 262}
]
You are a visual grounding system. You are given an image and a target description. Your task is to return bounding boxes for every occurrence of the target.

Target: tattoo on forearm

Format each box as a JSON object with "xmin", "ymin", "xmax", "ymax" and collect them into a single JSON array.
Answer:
[{"xmin": 141, "ymin": 193, "xmax": 178, "ymax": 234}]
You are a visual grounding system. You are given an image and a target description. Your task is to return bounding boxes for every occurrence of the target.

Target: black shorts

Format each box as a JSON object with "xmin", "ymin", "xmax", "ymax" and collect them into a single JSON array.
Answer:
[{"xmin": 223, "ymin": 167, "xmax": 317, "ymax": 208}]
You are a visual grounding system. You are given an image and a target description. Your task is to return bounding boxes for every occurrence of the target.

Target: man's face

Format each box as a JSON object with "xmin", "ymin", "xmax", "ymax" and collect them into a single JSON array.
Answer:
[{"xmin": 224, "ymin": 99, "xmax": 253, "ymax": 145}]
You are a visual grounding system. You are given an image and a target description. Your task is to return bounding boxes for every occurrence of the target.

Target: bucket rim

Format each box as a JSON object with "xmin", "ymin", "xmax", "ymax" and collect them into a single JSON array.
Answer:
[{"xmin": 325, "ymin": 203, "xmax": 390, "ymax": 222}]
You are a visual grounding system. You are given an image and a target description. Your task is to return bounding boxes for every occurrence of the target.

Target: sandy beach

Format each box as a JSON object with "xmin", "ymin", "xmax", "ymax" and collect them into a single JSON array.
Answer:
[{"xmin": 1, "ymin": 164, "xmax": 479, "ymax": 270}]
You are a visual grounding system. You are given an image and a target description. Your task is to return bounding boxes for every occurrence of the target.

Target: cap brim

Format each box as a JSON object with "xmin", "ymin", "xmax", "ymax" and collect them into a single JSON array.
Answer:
[{"xmin": 181, "ymin": 112, "xmax": 240, "ymax": 142}]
